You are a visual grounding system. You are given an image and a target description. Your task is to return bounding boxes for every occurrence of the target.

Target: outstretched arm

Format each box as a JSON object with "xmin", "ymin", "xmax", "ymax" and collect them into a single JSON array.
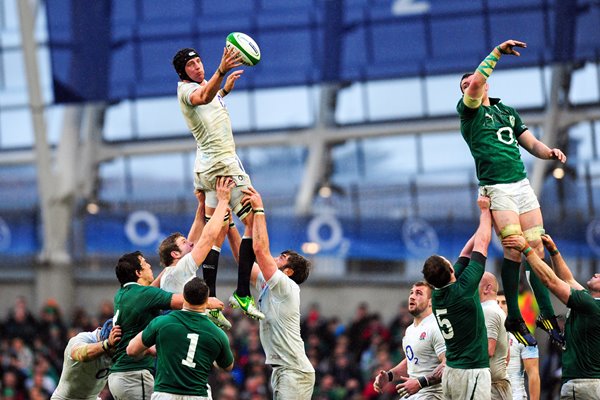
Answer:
[
  {"xmin": 187, "ymin": 190, "xmax": 206, "ymax": 244},
  {"xmin": 517, "ymin": 131, "xmax": 566, "ymax": 163},
  {"xmin": 463, "ymin": 39, "xmax": 526, "ymax": 108},
  {"xmin": 473, "ymin": 196, "xmax": 492, "ymax": 256},
  {"xmin": 502, "ymin": 235, "xmax": 572, "ymax": 304},
  {"xmin": 190, "ymin": 177, "xmax": 233, "ymax": 265},
  {"xmin": 189, "ymin": 47, "xmax": 242, "ymax": 105},
  {"xmin": 242, "ymin": 186, "xmax": 278, "ymax": 282},
  {"xmin": 541, "ymin": 234, "xmax": 584, "ymax": 290}
]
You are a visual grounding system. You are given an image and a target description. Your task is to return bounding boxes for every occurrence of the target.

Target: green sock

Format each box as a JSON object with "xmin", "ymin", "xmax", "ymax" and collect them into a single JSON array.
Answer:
[
  {"xmin": 524, "ymin": 260, "xmax": 555, "ymax": 317},
  {"xmin": 501, "ymin": 258, "xmax": 523, "ymax": 321}
]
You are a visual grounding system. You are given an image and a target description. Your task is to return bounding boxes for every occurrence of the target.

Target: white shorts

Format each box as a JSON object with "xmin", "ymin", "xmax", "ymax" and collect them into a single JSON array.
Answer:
[
  {"xmin": 442, "ymin": 366, "xmax": 491, "ymax": 400},
  {"xmin": 560, "ymin": 378, "xmax": 600, "ymax": 399},
  {"xmin": 151, "ymin": 392, "xmax": 210, "ymax": 400},
  {"xmin": 108, "ymin": 370, "xmax": 154, "ymax": 400},
  {"xmin": 479, "ymin": 178, "xmax": 540, "ymax": 214},
  {"xmin": 194, "ymin": 156, "xmax": 252, "ymax": 219},
  {"xmin": 271, "ymin": 366, "xmax": 315, "ymax": 400}
]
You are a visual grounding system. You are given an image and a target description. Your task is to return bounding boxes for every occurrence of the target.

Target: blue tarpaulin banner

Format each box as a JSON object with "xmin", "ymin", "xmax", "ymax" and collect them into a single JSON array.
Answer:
[
  {"xmin": 45, "ymin": 0, "xmax": 600, "ymax": 103},
  {"xmin": 0, "ymin": 210, "xmax": 596, "ymax": 261}
]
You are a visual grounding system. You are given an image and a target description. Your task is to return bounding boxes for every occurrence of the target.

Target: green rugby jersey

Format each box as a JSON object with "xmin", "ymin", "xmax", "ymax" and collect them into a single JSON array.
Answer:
[
  {"xmin": 457, "ymin": 97, "xmax": 528, "ymax": 185},
  {"xmin": 142, "ymin": 310, "xmax": 233, "ymax": 396},
  {"xmin": 562, "ymin": 289, "xmax": 600, "ymax": 382},
  {"xmin": 431, "ymin": 252, "xmax": 489, "ymax": 369},
  {"xmin": 111, "ymin": 283, "xmax": 173, "ymax": 372}
]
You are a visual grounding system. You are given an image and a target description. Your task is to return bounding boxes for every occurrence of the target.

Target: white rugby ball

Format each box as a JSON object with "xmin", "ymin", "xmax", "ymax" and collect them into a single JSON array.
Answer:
[{"xmin": 226, "ymin": 32, "xmax": 261, "ymax": 66}]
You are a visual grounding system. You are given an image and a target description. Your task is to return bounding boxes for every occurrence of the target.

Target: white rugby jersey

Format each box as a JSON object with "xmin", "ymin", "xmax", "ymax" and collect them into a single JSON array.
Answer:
[
  {"xmin": 402, "ymin": 313, "xmax": 446, "ymax": 395},
  {"xmin": 160, "ymin": 252, "xmax": 198, "ymax": 293},
  {"xmin": 51, "ymin": 331, "xmax": 111, "ymax": 400},
  {"xmin": 482, "ymin": 299, "xmax": 509, "ymax": 382},
  {"xmin": 178, "ymin": 81, "xmax": 237, "ymax": 186}
]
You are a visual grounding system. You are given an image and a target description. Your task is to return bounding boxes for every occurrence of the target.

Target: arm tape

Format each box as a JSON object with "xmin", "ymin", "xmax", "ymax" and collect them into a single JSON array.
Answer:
[{"xmin": 72, "ymin": 345, "xmax": 90, "ymax": 362}]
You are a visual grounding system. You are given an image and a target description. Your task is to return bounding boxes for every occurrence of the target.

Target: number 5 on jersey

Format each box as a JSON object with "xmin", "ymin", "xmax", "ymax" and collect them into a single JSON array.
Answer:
[{"xmin": 435, "ymin": 309, "xmax": 454, "ymax": 339}]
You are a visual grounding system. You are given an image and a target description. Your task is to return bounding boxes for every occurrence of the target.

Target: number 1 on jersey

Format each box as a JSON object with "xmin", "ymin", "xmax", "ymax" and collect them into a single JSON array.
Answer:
[{"xmin": 182, "ymin": 333, "xmax": 199, "ymax": 368}]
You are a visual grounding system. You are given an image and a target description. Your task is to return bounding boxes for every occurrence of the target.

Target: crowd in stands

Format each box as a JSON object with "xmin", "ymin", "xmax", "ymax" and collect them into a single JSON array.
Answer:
[{"xmin": 0, "ymin": 295, "xmax": 561, "ymax": 400}]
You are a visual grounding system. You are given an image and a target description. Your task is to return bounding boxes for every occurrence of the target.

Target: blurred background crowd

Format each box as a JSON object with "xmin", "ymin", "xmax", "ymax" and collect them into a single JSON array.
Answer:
[{"xmin": 0, "ymin": 294, "xmax": 563, "ymax": 400}]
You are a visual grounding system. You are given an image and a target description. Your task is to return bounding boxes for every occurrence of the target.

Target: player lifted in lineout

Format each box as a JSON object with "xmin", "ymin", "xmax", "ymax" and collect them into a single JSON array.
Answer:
[
  {"xmin": 457, "ymin": 39, "xmax": 567, "ymax": 348},
  {"xmin": 172, "ymin": 45, "xmax": 263, "ymax": 321}
]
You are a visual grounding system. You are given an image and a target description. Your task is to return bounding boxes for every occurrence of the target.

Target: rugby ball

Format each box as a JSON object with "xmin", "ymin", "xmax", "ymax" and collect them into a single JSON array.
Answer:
[{"xmin": 226, "ymin": 32, "xmax": 261, "ymax": 66}]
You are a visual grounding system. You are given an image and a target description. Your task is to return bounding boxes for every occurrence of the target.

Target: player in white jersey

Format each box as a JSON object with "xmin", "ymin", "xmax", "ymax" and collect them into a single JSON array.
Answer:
[
  {"xmin": 479, "ymin": 272, "xmax": 512, "ymax": 399},
  {"xmin": 172, "ymin": 46, "xmax": 263, "ymax": 320},
  {"xmin": 154, "ymin": 188, "xmax": 254, "ymax": 329},
  {"xmin": 240, "ymin": 186, "xmax": 315, "ymax": 399},
  {"xmin": 373, "ymin": 281, "xmax": 446, "ymax": 399},
  {"xmin": 154, "ymin": 177, "xmax": 253, "ymax": 329},
  {"xmin": 498, "ymin": 292, "xmax": 540, "ymax": 400},
  {"xmin": 51, "ymin": 319, "xmax": 121, "ymax": 400}
]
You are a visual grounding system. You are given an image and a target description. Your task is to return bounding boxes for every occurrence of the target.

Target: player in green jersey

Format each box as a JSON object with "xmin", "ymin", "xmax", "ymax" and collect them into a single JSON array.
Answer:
[
  {"xmin": 154, "ymin": 179, "xmax": 249, "ymax": 330},
  {"xmin": 127, "ymin": 277, "xmax": 234, "ymax": 399},
  {"xmin": 458, "ymin": 39, "xmax": 567, "ymax": 348},
  {"xmin": 422, "ymin": 195, "xmax": 493, "ymax": 399},
  {"xmin": 502, "ymin": 234, "xmax": 600, "ymax": 399},
  {"xmin": 107, "ymin": 250, "xmax": 224, "ymax": 400}
]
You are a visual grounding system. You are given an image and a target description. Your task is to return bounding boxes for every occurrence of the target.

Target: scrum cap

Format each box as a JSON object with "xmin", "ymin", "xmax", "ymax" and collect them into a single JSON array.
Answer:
[{"xmin": 173, "ymin": 48, "xmax": 200, "ymax": 82}]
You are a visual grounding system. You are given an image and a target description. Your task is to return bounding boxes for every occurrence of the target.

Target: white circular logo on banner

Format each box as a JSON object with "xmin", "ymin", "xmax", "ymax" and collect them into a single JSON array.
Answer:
[
  {"xmin": 402, "ymin": 217, "xmax": 439, "ymax": 255},
  {"xmin": 586, "ymin": 219, "xmax": 600, "ymax": 256},
  {"xmin": 0, "ymin": 217, "xmax": 10, "ymax": 251},
  {"xmin": 307, "ymin": 214, "xmax": 344, "ymax": 251},
  {"xmin": 125, "ymin": 211, "xmax": 161, "ymax": 247}
]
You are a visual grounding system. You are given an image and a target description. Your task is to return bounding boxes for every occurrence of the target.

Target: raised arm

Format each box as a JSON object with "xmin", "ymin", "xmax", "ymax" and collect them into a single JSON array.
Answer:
[
  {"xmin": 502, "ymin": 235, "xmax": 572, "ymax": 304},
  {"xmin": 189, "ymin": 47, "xmax": 242, "ymax": 105},
  {"xmin": 541, "ymin": 234, "xmax": 584, "ymax": 290},
  {"xmin": 473, "ymin": 196, "xmax": 492, "ymax": 256},
  {"xmin": 242, "ymin": 186, "xmax": 278, "ymax": 282},
  {"xmin": 190, "ymin": 177, "xmax": 233, "ymax": 265},
  {"xmin": 463, "ymin": 39, "xmax": 527, "ymax": 108},
  {"xmin": 187, "ymin": 190, "xmax": 206, "ymax": 244}
]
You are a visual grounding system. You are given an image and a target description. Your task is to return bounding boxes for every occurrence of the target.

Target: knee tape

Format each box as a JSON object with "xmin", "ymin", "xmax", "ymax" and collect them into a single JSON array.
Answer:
[
  {"xmin": 499, "ymin": 224, "xmax": 522, "ymax": 239},
  {"xmin": 205, "ymin": 213, "xmax": 231, "ymax": 226},
  {"xmin": 234, "ymin": 202, "xmax": 252, "ymax": 221},
  {"xmin": 523, "ymin": 225, "xmax": 545, "ymax": 242}
]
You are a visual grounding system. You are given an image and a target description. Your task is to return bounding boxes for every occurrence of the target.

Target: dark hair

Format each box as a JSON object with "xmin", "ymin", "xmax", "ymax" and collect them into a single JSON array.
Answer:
[
  {"xmin": 459, "ymin": 72, "xmax": 474, "ymax": 93},
  {"xmin": 422, "ymin": 255, "xmax": 452, "ymax": 289},
  {"xmin": 497, "ymin": 290, "xmax": 505, "ymax": 296},
  {"xmin": 172, "ymin": 48, "xmax": 200, "ymax": 81},
  {"xmin": 281, "ymin": 250, "xmax": 311, "ymax": 284},
  {"xmin": 159, "ymin": 232, "xmax": 184, "ymax": 267},
  {"xmin": 115, "ymin": 251, "xmax": 143, "ymax": 286},
  {"xmin": 183, "ymin": 277, "xmax": 209, "ymax": 306}
]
